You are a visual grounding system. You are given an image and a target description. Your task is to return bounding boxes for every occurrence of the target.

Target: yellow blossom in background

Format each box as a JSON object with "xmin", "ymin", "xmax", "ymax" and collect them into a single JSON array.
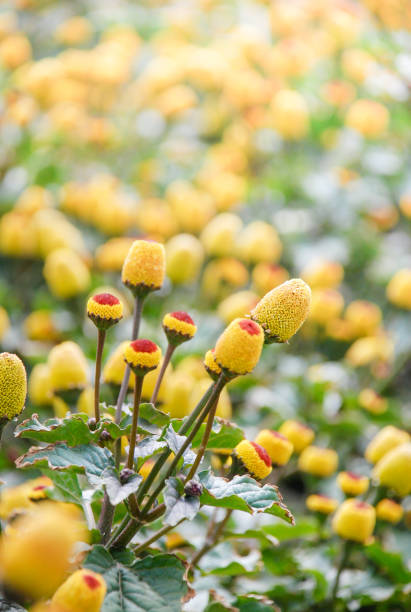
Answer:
[
  {"xmin": 103, "ymin": 341, "xmax": 135, "ymax": 389},
  {"xmin": 255, "ymin": 429, "xmax": 293, "ymax": 466},
  {"xmin": 202, "ymin": 258, "xmax": 249, "ymax": 301},
  {"xmin": 298, "ymin": 445, "xmax": 338, "ymax": 477},
  {"xmin": 270, "ymin": 89, "xmax": 309, "ymax": 140},
  {"xmin": 48, "ymin": 341, "xmax": 89, "ymax": 393},
  {"xmin": 345, "ymin": 99, "xmax": 389, "ymax": 138},
  {"xmin": 375, "ymin": 499, "xmax": 403, "ymax": 524},
  {"xmin": 252, "ymin": 263, "xmax": 289, "ymax": 297},
  {"xmin": 237, "ymin": 221, "xmax": 282, "ymax": 264},
  {"xmin": 386, "ymin": 269, "xmax": 411, "ymax": 309},
  {"xmin": 278, "ymin": 420, "xmax": 315, "ymax": 454},
  {"xmin": 301, "ymin": 260, "xmax": 343, "ymax": 289},
  {"xmin": 0, "ymin": 476, "xmax": 52, "ymax": 519},
  {"xmin": 309, "ymin": 289, "xmax": 344, "ymax": 325},
  {"xmin": 142, "ymin": 357, "xmax": 173, "ymax": 403},
  {"xmin": 218, "ymin": 290, "xmax": 259, "ymax": 324},
  {"xmin": 28, "ymin": 363, "xmax": 53, "ymax": 406},
  {"xmin": 372, "ymin": 443, "xmax": 411, "ymax": 497},
  {"xmin": 51, "ymin": 569, "xmax": 106, "ymax": 612},
  {"xmin": 344, "ymin": 300, "xmax": 382, "ymax": 336},
  {"xmin": 201, "ymin": 213, "xmax": 243, "ymax": 257},
  {"xmin": 43, "ymin": 248, "xmax": 90, "ymax": 299},
  {"xmin": 77, "ymin": 387, "xmax": 95, "ymax": 416},
  {"xmin": 337, "ymin": 471, "xmax": 369, "ymax": 496},
  {"xmin": 332, "ymin": 499, "xmax": 376, "ymax": 544},
  {"xmin": 365, "ymin": 426, "xmax": 409, "ymax": 464},
  {"xmin": 162, "ymin": 371, "xmax": 194, "ymax": 418},
  {"xmin": 24, "ymin": 310, "xmax": 59, "ymax": 342},
  {"xmin": 95, "ymin": 237, "xmax": 135, "ymax": 272},
  {"xmin": 165, "ymin": 234, "xmax": 204, "ymax": 284},
  {"xmin": 0, "ymin": 306, "xmax": 10, "ymax": 341},
  {"xmin": 358, "ymin": 388, "xmax": 387, "ymax": 414},
  {"xmin": 190, "ymin": 378, "xmax": 232, "ymax": 420},
  {"xmin": 306, "ymin": 494, "xmax": 338, "ymax": 515}
]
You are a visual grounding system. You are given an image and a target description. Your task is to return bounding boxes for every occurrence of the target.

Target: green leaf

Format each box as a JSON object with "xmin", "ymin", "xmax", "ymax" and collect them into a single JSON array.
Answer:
[
  {"xmin": 199, "ymin": 472, "xmax": 294, "ymax": 524},
  {"xmin": 84, "ymin": 545, "xmax": 187, "ymax": 612},
  {"xmin": 262, "ymin": 519, "xmax": 317, "ymax": 541},
  {"xmin": 102, "ymin": 468, "xmax": 143, "ymax": 506},
  {"xmin": 365, "ymin": 542, "xmax": 411, "ymax": 584},
  {"xmin": 236, "ymin": 595, "xmax": 280, "ymax": 612},
  {"xmin": 186, "ymin": 418, "xmax": 243, "ymax": 450},
  {"xmin": 15, "ymin": 413, "xmax": 128, "ymax": 445},
  {"xmin": 16, "ymin": 443, "xmax": 114, "ymax": 485},
  {"xmin": 163, "ymin": 477, "xmax": 200, "ymax": 526},
  {"xmin": 44, "ymin": 470, "xmax": 83, "ymax": 504},
  {"xmin": 200, "ymin": 542, "xmax": 260, "ymax": 576},
  {"xmin": 139, "ymin": 403, "xmax": 170, "ymax": 427},
  {"xmin": 134, "ymin": 437, "xmax": 167, "ymax": 461},
  {"xmin": 163, "ymin": 426, "xmax": 196, "ymax": 466}
]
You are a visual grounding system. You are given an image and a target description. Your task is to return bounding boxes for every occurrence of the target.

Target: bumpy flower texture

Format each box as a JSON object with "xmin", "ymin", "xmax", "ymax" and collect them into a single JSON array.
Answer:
[
  {"xmin": 124, "ymin": 339, "xmax": 161, "ymax": 376},
  {"xmin": 235, "ymin": 440, "xmax": 272, "ymax": 480},
  {"xmin": 121, "ymin": 239, "xmax": 165, "ymax": 295},
  {"xmin": 87, "ymin": 292, "xmax": 123, "ymax": 329},
  {"xmin": 251, "ymin": 279, "xmax": 311, "ymax": 343},
  {"xmin": 214, "ymin": 318, "xmax": 264, "ymax": 376},
  {"xmin": 162, "ymin": 311, "xmax": 197, "ymax": 345},
  {"xmin": 0, "ymin": 352, "xmax": 27, "ymax": 420},
  {"xmin": 203, "ymin": 349, "xmax": 221, "ymax": 381}
]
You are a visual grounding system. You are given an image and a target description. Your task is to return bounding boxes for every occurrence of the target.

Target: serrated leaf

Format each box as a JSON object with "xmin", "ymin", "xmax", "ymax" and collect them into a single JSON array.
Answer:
[
  {"xmin": 16, "ymin": 443, "xmax": 114, "ymax": 486},
  {"xmin": 200, "ymin": 542, "xmax": 260, "ymax": 576},
  {"xmin": 44, "ymin": 470, "xmax": 83, "ymax": 504},
  {"xmin": 163, "ymin": 477, "xmax": 200, "ymax": 526},
  {"xmin": 199, "ymin": 472, "xmax": 294, "ymax": 524},
  {"xmin": 134, "ymin": 437, "xmax": 167, "ymax": 461},
  {"xmin": 365, "ymin": 542, "xmax": 411, "ymax": 584},
  {"xmin": 139, "ymin": 403, "xmax": 170, "ymax": 427},
  {"xmin": 102, "ymin": 468, "xmax": 143, "ymax": 506},
  {"xmin": 84, "ymin": 545, "xmax": 187, "ymax": 612},
  {"xmin": 164, "ymin": 426, "xmax": 196, "ymax": 466},
  {"xmin": 174, "ymin": 418, "xmax": 244, "ymax": 450}
]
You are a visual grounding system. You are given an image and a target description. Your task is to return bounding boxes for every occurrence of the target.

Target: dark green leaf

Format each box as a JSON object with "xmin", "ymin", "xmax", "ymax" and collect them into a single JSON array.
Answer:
[
  {"xmin": 102, "ymin": 468, "xmax": 143, "ymax": 506},
  {"xmin": 365, "ymin": 542, "xmax": 411, "ymax": 584},
  {"xmin": 134, "ymin": 437, "xmax": 167, "ymax": 461},
  {"xmin": 200, "ymin": 542, "xmax": 260, "ymax": 576},
  {"xmin": 139, "ymin": 403, "xmax": 170, "ymax": 427},
  {"xmin": 262, "ymin": 519, "xmax": 317, "ymax": 541},
  {"xmin": 84, "ymin": 545, "xmax": 187, "ymax": 612},
  {"xmin": 199, "ymin": 472, "xmax": 294, "ymax": 524},
  {"xmin": 174, "ymin": 418, "xmax": 243, "ymax": 450},
  {"xmin": 236, "ymin": 595, "xmax": 280, "ymax": 612},
  {"xmin": 44, "ymin": 470, "xmax": 83, "ymax": 504},
  {"xmin": 163, "ymin": 477, "xmax": 200, "ymax": 526},
  {"xmin": 164, "ymin": 425, "xmax": 196, "ymax": 466}
]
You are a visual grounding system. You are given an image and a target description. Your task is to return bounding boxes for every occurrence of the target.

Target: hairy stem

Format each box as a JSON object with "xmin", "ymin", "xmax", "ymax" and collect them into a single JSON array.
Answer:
[
  {"xmin": 184, "ymin": 397, "xmax": 218, "ymax": 482},
  {"xmin": 93, "ymin": 329, "xmax": 106, "ymax": 423},
  {"xmin": 150, "ymin": 343, "xmax": 175, "ymax": 405},
  {"xmin": 126, "ymin": 376, "xmax": 143, "ymax": 470},
  {"xmin": 133, "ymin": 519, "xmax": 184, "ymax": 556}
]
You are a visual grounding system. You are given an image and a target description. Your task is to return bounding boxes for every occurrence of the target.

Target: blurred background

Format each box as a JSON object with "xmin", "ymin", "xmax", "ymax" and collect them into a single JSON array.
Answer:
[{"xmin": 0, "ymin": 0, "xmax": 410, "ymax": 469}]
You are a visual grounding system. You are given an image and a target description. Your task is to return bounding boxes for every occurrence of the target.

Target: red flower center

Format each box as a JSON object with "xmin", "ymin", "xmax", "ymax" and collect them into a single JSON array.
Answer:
[
  {"xmin": 269, "ymin": 431, "xmax": 287, "ymax": 441},
  {"xmin": 93, "ymin": 293, "xmax": 120, "ymax": 306},
  {"xmin": 355, "ymin": 501, "xmax": 369, "ymax": 510},
  {"xmin": 32, "ymin": 485, "xmax": 47, "ymax": 491},
  {"xmin": 239, "ymin": 319, "xmax": 260, "ymax": 336},
  {"xmin": 346, "ymin": 471, "xmax": 361, "ymax": 480},
  {"xmin": 131, "ymin": 339, "xmax": 158, "ymax": 353},
  {"xmin": 83, "ymin": 573, "xmax": 101, "ymax": 590},
  {"xmin": 251, "ymin": 442, "xmax": 271, "ymax": 466},
  {"xmin": 170, "ymin": 311, "xmax": 194, "ymax": 325}
]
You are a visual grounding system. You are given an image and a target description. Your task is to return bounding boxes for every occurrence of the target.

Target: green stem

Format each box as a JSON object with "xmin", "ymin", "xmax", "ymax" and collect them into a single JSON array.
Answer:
[
  {"xmin": 184, "ymin": 397, "xmax": 218, "ymax": 483},
  {"xmin": 109, "ymin": 518, "xmax": 142, "ymax": 551},
  {"xmin": 94, "ymin": 329, "xmax": 106, "ymax": 423},
  {"xmin": 133, "ymin": 519, "xmax": 184, "ymax": 556},
  {"xmin": 150, "ymin": 343, "xmax": 175, "ymax": 405},
  {"xmin": 126, "ymin": 376, "xmax": 143, "ymax": 470},
  {"xmin": 331, "ymin": 540, "xmax": 353, "ymax": 604}
]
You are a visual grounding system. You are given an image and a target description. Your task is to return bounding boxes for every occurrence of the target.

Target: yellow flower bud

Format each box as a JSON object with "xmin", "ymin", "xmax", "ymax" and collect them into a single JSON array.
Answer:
[
  {"xmin": 306, "ymin": 494, "xmax": 338, "ymax": 515},
  {"xmin": 203, "ymin": 349, "xmax": 222, "ymax": 381},
  {"xmin": 29, "ymin": 363, "xmax": 53, "ymax": 406},
  {"xmin": 375, "ymin": 499, "xmax": 403, "ymax": 524},
  {"xmin": 24, "ymin": 310, "xmax": 59, "ymax": 342},
  {"xmin": 251, "ymin": 279, "xmax": 311, "ymax": 343},
  {"xmin": 332, "ymin": 499, "xmax": 376, "ymax": 544},
  {"xmin": 53, "ymin": 395, "xmax": 70, "ymax": 418},
  {"xmin": 252, "ymin": 263, "xmax": 289, "ymax": 297},
  {"xmin": 123, "ymin": 339, "xmax": 161, "ymax": 376},
  {"xmin": 255, "ymin": 430, "xmax": 293, "ymax": 466},
  {"xmin": 162, "ymin": 372, "xmax": 194, "ymax": 418},
  {"xmin": 326, "ymin": 318, "xmax": 356, "ymax": 342},
  {"xmin": 234, "ymin": 440, "xmax": 272, "ymax": 480},
  {"xmin": 201, "ymin": 213, "xmax": 243, "ymax": 257},
  {"xmin": 136, "ymin": 198, "xmax": 178, "ymax": 241},
  {"xmin": 270, "ymin": 89, "xmax": 309, "ymax": 140},
  {"xmin": 95, "ymin": 237, "xmax": 135, "ymax": 272},
  {"xmin": 309, "ymin": 289, "xmax": 344, "ymax": 325},
  {"xmin": 139, "ymin": 459, "xmax": 155, "ymax": 481},
  {"xmin": 345, "ymin": 99, "xmax": 389, "ymax": 138},
  {"xmin": 358, "ymin": 388, "xmax": 387, "ymax": 414},
  {"xmin": 237, "ymin": 221, "xmax": 282, "ymax": 264},
  {"xmin": 176, "ymin": 357, "xmax": 205, "ymax": 381},
  {"xmin": 141, "ymin": 357, "xmax": 172, "ymax": 403},
  {"xmin": 190, "ymin": 378, "xmax": 232, "ymax": 420},
  {"xmin": 365, "ymin": 426, "xmax": 409, "ymax": 464},
  {"xmin": 386, "ymin": 269, "xmax": 411, "ymax": 310},
  {"xmin": 0, "ymin": 503, "xmax": 89, "ymax": 600},
  {"xmin": 0, "ymin": 306, "xmax": 10, "ymax": 341},
  {"xmin": 345, "ymin": 334, "xmax": 393, "ymax": 367},
  {"xmin": 165, "ymin": 532, "xmax": 186, "ymax": 550},
  {"xmin": 51, "ymin": 569, "xmax": 106, "ymax": 612},
  {"xmin": 0, "ymin": 476, "xmax": 52, "ymax": 519},
  {"xmin": 298, "ymin": 446, "xmax": 338, "ymax": 477},
  {"xmin": 0, "ymin": 352, "xmax": 26, "ymax": 420},
  {"xmin": 278, "ymin": 420, "xmax": 315, "ymax": 454},
  {"xmin": 103, "ymin": 341, "xmax": 135, "ymax": 389},
  {"xmin": 337, "ymin": 471, "xmax": 369, "ymax": 496},
  {"xmin": 344, "ymin": 300, "xmax": 382, "ymax": 337},
  {"xmin": 372, "ymin": 443, "xmax": 411, "ymax": 497},
  {"xmin": 87, "ymin": 293, "xmax": 123, "ymax": 330},
  {"xmin": 399, "ymin": 193, "xmax": 411, "ymax": 219},
  {"xmin": 77, "ymin": 387, "xmax": 94, "ymax": 417},
  {"xmin": 121, "ymin": 239, "xmax": 165, "ymax": 296},
  {"xmin": 162, "ymin": 311, "xmax": 196, "ymax": 345},
  {"xmin": 54, "ymin": 16, "xmax": 93, "ymax": 46},
  {"xmin": 202, "ymin": 258, "xmax": 249, "ymax": 301},
  {"xmin": 0, "ymin": 211, "xmax": 36, "ymax": 258},
  {"xmin": 214, "ymin": 318, "xmax": 264, "ymax": 376},
  {"xmin": 166, "ymin": 180, "xmax": 215, "ymax": 233},
  {"xmin": 301, "ymin": 260, "xmax": 343, "ymax": 289},
  {"xmin": 165, "ymin": 234, "xmax": 204, "ymax": 284},
  {"xmin": 44, "ymin": 248, "xmax": 90, "ymax": 299},
  {"xmin": 0, "ymin": 33, "xmax": 31, "ymax": 69},
  {"xmin": 48, "ymin": 341, "xmax": 89, "ymax": 393},
  {"xmin": 218, "ymin": 291, "xmax": 259, "ymax": 325}
]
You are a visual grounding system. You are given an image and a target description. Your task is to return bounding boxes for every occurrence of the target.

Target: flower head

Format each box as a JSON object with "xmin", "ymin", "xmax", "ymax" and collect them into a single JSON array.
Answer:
[
  {"xmin": 203, "ymin": 349, "xmax": 221, "ymax": 381},
  {"xmin": 121, "ymin": 239, "xmax": 165, "ymax": 296},
  {"xmin": 365, "ymin": 425, "xmax": 409, "ymax": 464},
  {"xmin": 162, "ymin": 311, "xmax": 196, "ymax": 345},
  {"xmin": 251, "ymin": 279, "xmax": 311, "ymax": 343},
  {"xmin": 51, "ymin": 568, "xmax": 106, "ymax": 612},
  {"xmin": 337, "ymin": 471, "xmax": 369, "ymax": 496},
  {"xmin": 278, "ymin": 420, "xmax": 314, "ymax": 454},
  {"xmin": 87, "ymin": 292, "xmax": 123, "ymax": 330},
  {"xmin": 165, "ymin": 233, "xmax": 204, "ymax": 284},
  {"xmin": 386, "ymin": 269, "xmax": 411, "ymax": 310},
  {"xmin": 103, "ymin": 341, "xmax": 135, "ymax": 388},
  {"xmin": 234, "ymin": 440, "xmax": 272, "ymax": 480},
  {"xmin": 0, "ymin": 352, "xmax": 26, "ymax": 420},
  {"xmin": 376, "ymin": 499, "xmax": 403, "ymax": 524},
  {"xmin": 43, "ymin": 248, "xmax": 90, "ymax": 299},
  {"xmin": 0, "ymin": 476, "xmax": 52, "ymax": 519},
  {"xmin": 306, "ymin": 494, "xmax": 338, "ymax": 515},
  {"xmin": 372, "ymin": 442, "xmax": 411, "ymax": 497},
  {"xmin": 298, "ymin": 446, "xmax": 338, "ymax": 477},
  {"xmin": 124, "ymin": 339, "xmax": 161, "ymax": 376},
  {"xmin": 48, "ymin": 341, "xmax": 89, "ymax": 393},
  {"xmin": 214, "ymin": 318, "xmax": 264, "ymax": 376},
  {"xmin": 28, "ymin": 363, "xmax": 53, "ymax": 406},
  {"xmin": 255, "ymin": 430, "xmax": 293, "ymax": 466},
  {"xmin": 332, "ymin": 499, "xmax": 376, "ymax": 544}
]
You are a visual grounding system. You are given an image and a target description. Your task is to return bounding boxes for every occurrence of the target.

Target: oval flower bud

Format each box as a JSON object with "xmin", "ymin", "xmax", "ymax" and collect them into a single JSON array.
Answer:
[
  {"xmin": 51, "ymin": 568, "xmax": 106, "ymax": 612},
  {"xmin": 48, "ymin": 341, "xmax": 89, "ymax": 393},
  {"xmin": 234, "ymin": 440, "xmax": 272, "ymax": 480},
  {"xmin": 306, "ymin": 494, "xmax": 338, "ymax": 515},
  {"xmin": 124, "ymin": 339, "xmax": 161, "ymax": 377},
  {"xmin": 214, "ymin": 318, "xmax": 264, "ymax": 376},
  {"xmin": 365, "ymin": 425, "xmax": 410, "ymax": 464},
  {"xmin": 0, "ymin": 476, "xmax": 52, "ymax": 520},
  {"xmin": 386, "ymin": 269, "xmax": 411, "ymax": 310},
  {"xmin": 162, "ymin": 311, "xmax": 196, "ymax": 345},
  {"xmin": 0, "ymin": 352, "xmax": 27, "ymax": 420},
  {"xmin": 298, "ymin": 445, "xmax": 338, "ymax": 477},
  {"xmin": 337, "ymin": 471, "xmax": 369, "ymax": 496},
  {"xmin": 255, "ymin": 430, "xmax": 293, "ymax": 466},
  {"xmin": 121, "ymin": 239, "xmax": 165, "ymax": 296},
  {"xmin": 332, "ymin": 499, "xmax": 376, "ymax": 544},
  {"xmin": 203, "ymin": 349, "xmax": 221, "ymax": 381},
  {"xmin": 43, "ymin": 248, "xmax": 90, "ymax": 299},
  {"xmin": 28, "ymin": 363, "xmax": 53, "ymax": 406},
  {"xmin": 103, "ymin": 341, "xmax": 135, "ymax": 389},
  {"xmin": 165, "ymin": 233, "xmax": 204, "ymax": 284},
  {"xmin": 278, "ymin": 420, "xmax": 314, "ymax": 454},
  {"xmin": 372, "ymin": 442, "xmax": 411, "ymax": 497},
  {"xmin": 87, "ymin": 292, "xmax": 123, "ymax": 330},
  {"xmin": 375, "ymin": 499, "xmax": 404, "ymax": 524},
  {"xmin": 251, "ymin": 279, "xmax": 311, "ymax": 343}
]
